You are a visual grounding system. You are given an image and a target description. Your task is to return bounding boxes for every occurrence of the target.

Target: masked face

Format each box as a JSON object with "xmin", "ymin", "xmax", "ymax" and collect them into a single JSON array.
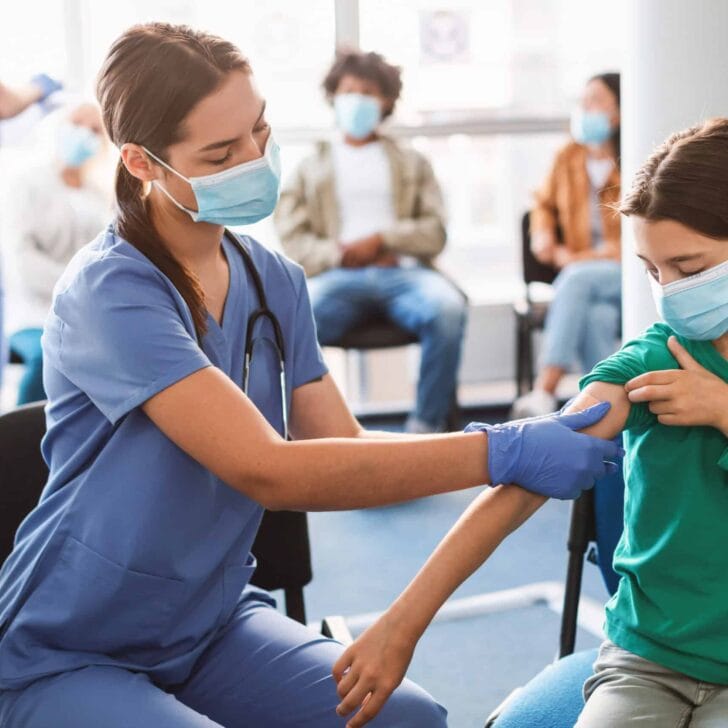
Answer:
[
  {"xmin": 58, "ymin": 122, "xmax": 101, "ymax": 167},
  {"xmin": 570, "ymin": 109, "xmax": 612, "ymax": 146},
  {"xmin": 572, "ymin": 77, "xmax": 619, "ymax": 147},
  {"xmin": 649, "ymin": 261, "xmax": 728, "ymax": 340},
  {"xmin": 634, "ymin": 217, "xmax": 728, "ymax": 341},
  {"xmin": 334, "ymin": 93, "xmax": 382, "ymax": 140},
  {"xmin": 144, "ymin": 134, "xmax": 281, "ymax": 226}
]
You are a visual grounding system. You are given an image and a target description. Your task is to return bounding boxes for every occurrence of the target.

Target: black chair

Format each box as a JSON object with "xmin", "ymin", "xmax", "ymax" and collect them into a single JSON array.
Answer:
[
  {"xmin": 513, "ymin": 212, "xmax": 560, "ymax": 397},
  {"xmin": 327, "ymin": 309, "xmax": 464, "ymax": 432},
  {"xmin": 0, "ymin": 403, "xmax": 312, "ymax": 624}
]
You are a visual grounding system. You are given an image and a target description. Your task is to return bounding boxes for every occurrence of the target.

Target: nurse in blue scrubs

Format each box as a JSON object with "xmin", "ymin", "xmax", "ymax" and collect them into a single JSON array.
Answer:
[{"xmin": 0, "ymin": 23, "xmax": 620, "ymax": 728}]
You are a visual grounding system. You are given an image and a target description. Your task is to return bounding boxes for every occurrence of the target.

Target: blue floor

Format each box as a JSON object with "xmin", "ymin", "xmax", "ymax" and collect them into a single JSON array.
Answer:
[{"xmin": 294, "ymin": 410, "xmax": 606, "ymax": 728}]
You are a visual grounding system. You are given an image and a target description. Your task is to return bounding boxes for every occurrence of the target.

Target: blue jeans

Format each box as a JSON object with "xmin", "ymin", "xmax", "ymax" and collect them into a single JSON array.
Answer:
[
  {"xmin": 541, "ymin": 260, "xmax": 621, "ymax": 372},
  {"xmin": 308, "ymin": 266, "xmax": 467, "ymax": 429},
  {"xmin": 8, "ymin": 328, "xmax": 46, "ymax": 405},
  {"xmin": 0, "ymin": 589, "xmax": 447, "ymax": 727}
]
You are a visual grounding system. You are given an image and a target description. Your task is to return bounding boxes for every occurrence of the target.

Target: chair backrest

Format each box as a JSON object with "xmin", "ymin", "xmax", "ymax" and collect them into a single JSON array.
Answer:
[
  {"xmin": 0, "ymin": 403, "xmax": 312, "ymax": 595},
  {"xmin": 0, "ymin": 403, "xmax": 49, "ymax": 562},
  {"xmin": 521, "ymin": 211, "xmax": 559, "ymax": 287},
  {"xmin": 558, "ymin": 444, "xmax": 625, "ymax": 657}
]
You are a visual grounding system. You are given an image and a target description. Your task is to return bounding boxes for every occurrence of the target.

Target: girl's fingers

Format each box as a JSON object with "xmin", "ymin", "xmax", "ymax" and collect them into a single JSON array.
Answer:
[
  {"xmin": 347, "ymin": 689, "xmax": 391, "ymax": 728},
  {"xmin": 667, "ymin": 335, "xmax": 701, "ymax": 371},
  {"xmin": 337, "ymin": 679, "xmax": 374, "ymax": 719},
  {"xmin": 648, "ymin": 400, "xmax": 676, "ymax": 416},
  {"xmin": 657, "ymin": 413, "xmax": 681, "ymax": 426},
  {"xmin": 625, "ymin": 371, "xmax": 675, "ymax": 391},
  {"xmin": 336, "ymin": 666, "xmax": 360, "ymax": 699},
  {"xmin": 627, "ymin": 384, "xmax": 672, "ymax": 403},
  {"xmin": 332, "ymin": 651, "xmax": 354, "ymax": 683}
]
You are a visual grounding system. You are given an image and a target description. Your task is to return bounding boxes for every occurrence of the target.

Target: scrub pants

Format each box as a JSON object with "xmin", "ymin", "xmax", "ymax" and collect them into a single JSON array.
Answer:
[
  {"xmin": 0, "ymin": 590, "xmax": 447, "ymax": 727},
  {"xmin": 308, "ymin": 266, "xmax": 466, "ymax": 431},
  {"xmin": 541, "ymin": 260, "xmax": 621, "ymax": 372},
  {"xmin": 8, "ymin": 327, "xmax": 46, "ymax": 405}
]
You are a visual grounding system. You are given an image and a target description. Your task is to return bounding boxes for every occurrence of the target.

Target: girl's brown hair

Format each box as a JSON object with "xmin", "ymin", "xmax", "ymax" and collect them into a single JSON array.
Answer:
[
  {"xmin": 96, "ymin": 23, "xmax": 250, "ymax": 338},
  {"xmin": 620, "ymin": 117, "xmax": 728, "ymax": 239}
]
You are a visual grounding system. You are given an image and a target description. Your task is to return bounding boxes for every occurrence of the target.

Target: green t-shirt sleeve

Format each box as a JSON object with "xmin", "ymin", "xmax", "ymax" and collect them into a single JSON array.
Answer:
[{"xmin": 579, "ymin": 323, "xmax": 679, "ymax": 431}]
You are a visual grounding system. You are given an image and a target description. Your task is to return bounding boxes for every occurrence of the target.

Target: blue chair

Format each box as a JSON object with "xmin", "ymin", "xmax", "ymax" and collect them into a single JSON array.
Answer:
[{"xmin": 486, "ymin": 454, "xmax": 625, "ymax": 727}]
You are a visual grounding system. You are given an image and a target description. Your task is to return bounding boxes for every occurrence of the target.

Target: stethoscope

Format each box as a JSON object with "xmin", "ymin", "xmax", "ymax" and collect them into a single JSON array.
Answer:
[{"xmin": 223, "ymin": 230, "xmax": 289, "ymax": 439}]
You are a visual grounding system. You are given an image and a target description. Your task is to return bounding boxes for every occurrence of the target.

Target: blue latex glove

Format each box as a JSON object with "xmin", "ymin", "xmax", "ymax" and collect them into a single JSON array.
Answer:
[
  {"xmin": 30, "ymin": 73, "xmax": 63, "ymax": 102},
  {"xmin": 465, "ymin": 401, "xmax": 623, "ymax": 500}
]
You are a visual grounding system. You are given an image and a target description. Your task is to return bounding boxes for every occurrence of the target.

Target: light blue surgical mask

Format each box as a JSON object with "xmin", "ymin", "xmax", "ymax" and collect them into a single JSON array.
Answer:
[
  {"xmin": 649, "ymin": 259, "xmax": 728, "ymax": 340},
  {"xmin": 58, "ymin": 123, "xmax": 101, "ymax": 167},
  {"xmin": 144, "ymin": 134, "xmax": 281, "ymax": 226},
  {"xmin": 334, "ymin": 93, "xmax": 381, "ymax": 140},
  {"xmin": 570, "ymin": 109, "xmax": 612, "ymax": 146}
]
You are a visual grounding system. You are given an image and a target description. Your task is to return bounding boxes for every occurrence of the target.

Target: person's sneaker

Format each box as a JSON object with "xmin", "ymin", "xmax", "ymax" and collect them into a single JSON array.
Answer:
[{"xmin": 510, "ymin": 389, "xmax": 558, "ymax": 419}]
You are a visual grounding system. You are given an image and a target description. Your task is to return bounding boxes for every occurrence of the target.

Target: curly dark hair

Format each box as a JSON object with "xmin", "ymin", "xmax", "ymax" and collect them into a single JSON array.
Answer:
[{"xmin": 322, "ymin": 48, "xmax": 403, "ymax": 118}]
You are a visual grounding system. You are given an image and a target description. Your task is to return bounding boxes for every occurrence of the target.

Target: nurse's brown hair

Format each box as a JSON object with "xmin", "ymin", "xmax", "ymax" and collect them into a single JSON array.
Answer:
[
  {"xmin": 620, "ymin": 117, "xmax": 728, "ymax": 239},
  {"xmin": 96, "ymin": 23, "xmax": 250, "ymax": 338}
]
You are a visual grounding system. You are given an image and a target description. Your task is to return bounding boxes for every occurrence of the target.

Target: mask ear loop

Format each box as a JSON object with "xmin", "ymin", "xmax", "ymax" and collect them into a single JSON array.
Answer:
[{"xmin": 141, "ymin": 146, "xmax": 199, "ymax": 220}]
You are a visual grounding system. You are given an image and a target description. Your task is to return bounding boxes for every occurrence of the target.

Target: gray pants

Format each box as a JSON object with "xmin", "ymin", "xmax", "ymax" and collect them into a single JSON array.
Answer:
[{"xmin": 575, "ymin": 641, "xmax": 728, "ymax": 727}]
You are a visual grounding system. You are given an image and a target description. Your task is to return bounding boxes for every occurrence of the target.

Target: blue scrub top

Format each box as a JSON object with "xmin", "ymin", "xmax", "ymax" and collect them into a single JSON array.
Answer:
[{"xmin": 0, "ymin": 224, "xmax": 327, "ymax": 690}]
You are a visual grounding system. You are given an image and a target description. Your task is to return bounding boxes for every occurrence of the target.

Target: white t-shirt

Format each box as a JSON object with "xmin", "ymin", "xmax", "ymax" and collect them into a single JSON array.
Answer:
[
  {"xmin": 332, "ymin": 139, "xmax": 396, "ymax": 245},
  {"xmin": 586, "ymin": 156, "xmax": 615, "ymax": 250}
]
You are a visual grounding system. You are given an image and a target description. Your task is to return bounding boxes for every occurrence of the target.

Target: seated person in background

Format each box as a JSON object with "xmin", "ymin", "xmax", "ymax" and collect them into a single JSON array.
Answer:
[
  {"xmin": 331, "ymin": 119, "xmax": 728, "ymax": 728},
  {"xmin": 513, "ymin": 72, "xmax": 622, "ymax": 418},
  {"xmin": 5, "ymin": 101, "xmax": 110, "ymax": 404},
  {"xmin": 274, "ymin": 49, "xmax": 466, "ymax": 434},
  {"xmin": 0, "ymin": 73, "xmax": 63, "ymax": 391}
]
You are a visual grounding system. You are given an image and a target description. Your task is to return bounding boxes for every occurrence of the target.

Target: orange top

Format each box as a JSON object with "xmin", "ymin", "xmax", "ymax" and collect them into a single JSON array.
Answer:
[{"xmin": 530, "ymin": 141, "xmax": 621, "ymax": 259}]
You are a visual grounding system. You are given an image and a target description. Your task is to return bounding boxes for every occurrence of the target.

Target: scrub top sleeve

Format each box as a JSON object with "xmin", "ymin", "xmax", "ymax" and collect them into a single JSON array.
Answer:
[
  {"xmin": 291, "ymin": 273, "xmax": 328, "ymax": 389},
  {"xmin": 579, "ymin": 323, "xmax": 677, "ymax": 431},
  {"xmin": 52, "ymin": 256, "xmax": 211, "ymax": 425}
]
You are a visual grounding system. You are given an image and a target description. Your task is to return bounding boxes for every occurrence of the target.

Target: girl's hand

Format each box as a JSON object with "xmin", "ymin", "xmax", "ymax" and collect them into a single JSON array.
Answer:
[
  {"xmin": 332, "ymin": 613, "xmax": 417, "ymax": 727},
  {"xmin": 625, "ymin": 336, "xmax": 728, "ymax": 434}
]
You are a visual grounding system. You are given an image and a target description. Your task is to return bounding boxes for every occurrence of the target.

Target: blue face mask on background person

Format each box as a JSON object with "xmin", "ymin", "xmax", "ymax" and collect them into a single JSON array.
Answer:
[
  {"xmin": 649, "ymin": 259, "xmax": 728, "ymax": 340},
  {"xmin": 58, "ymin": 123, "xmax": 101, "ymax": 167},
  {"xmin": 334, "ymin": 93, "xmax": 382, "ymax": 140},
  {"xmin": 570, "ymin": 109, "xmax": 612, "ymax": 146},
  {"xmin": 144, "ymin": 134, "xmax": 281, "ymax": 226}
]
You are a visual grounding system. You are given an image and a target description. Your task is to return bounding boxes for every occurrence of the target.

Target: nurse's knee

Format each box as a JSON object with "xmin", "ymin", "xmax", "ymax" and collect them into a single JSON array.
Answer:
[{"xmin": 375, "ymin": 678, "xmax": 448, "ymax": 727}]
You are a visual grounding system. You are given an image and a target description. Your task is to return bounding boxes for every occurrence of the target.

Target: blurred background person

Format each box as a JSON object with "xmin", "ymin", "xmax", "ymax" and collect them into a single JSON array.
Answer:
[
  {"xmin": 512, "ymin": 72, "xmax": 622, "ymax": 418},
  {"xmin": 4, "ymin": 100, "xmax": 111, "ymax": 405},
  {"xmin": 0, "ymin": 73, "xmax": 63, "ymax": 394},
  {"xmin": 275, "ymin": 49, "xmax": 466, "ymax": 434}
]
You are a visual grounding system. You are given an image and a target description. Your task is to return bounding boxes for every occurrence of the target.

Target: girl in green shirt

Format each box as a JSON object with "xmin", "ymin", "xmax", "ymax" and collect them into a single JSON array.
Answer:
[{"xmin": 332, "ymin": 118, "xmax": 728, "ymax": 728}]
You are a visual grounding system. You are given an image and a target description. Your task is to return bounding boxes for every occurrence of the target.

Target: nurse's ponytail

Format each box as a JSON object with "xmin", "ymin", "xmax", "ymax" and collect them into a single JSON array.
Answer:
[
  {"xmin": 620, "ymin": 117, "xmax": 728, "ymax": 238},
  {"xmin": 96, "ymin": 23, "xmax": 250, "ymax": 339}
]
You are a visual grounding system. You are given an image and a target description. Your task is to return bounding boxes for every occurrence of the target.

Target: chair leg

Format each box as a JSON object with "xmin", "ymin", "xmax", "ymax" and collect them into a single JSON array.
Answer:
[
  {"xmin": 284, "ymin": 587, "xmax": 307, "ymax": 625},
  {"xmin": 515, "ymin": 315, "xmax": 528, "ymax": 397},
  {"xmin": 446, "ymin": 390, "xmax": 461, "ymax": 431},
  {"xmin": 525, "ymin": 324, "xmax": 536, "ymax": 393}
]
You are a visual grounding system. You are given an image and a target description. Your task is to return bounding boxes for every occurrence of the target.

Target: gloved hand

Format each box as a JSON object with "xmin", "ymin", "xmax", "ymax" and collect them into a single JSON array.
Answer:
[
  {"xmin": 465, "ymin": 401, "xmax": 623, "ymax": 500},
  {"xmin": 30, "ymin": 73, "xmax": 63, "ymax": 102}
]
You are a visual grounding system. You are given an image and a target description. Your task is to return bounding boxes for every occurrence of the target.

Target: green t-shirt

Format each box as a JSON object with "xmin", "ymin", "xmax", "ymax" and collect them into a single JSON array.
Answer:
[{"xmin": 580, "ymin": 322, "xmax": 728, "ymax": 684}]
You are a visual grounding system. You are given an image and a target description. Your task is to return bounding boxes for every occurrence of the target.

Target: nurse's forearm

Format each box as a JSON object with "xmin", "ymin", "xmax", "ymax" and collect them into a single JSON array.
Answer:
[
  {"xmin": 258, "ymin": 432, "xmax": 490, "ymax": 511},
  {"xmin": 385, "ymin": 486, "xmax": 546, "ymax": 641},
  {"xmin": 0, "ymin": 82, "xmax": 42, "ymax": 119}
]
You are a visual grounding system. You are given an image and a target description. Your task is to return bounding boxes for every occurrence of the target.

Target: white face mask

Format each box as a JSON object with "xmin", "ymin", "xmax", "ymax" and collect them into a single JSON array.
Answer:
[{"xmin": 144, "ymin": 134, "xmax": 281, "ymax": 226}]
